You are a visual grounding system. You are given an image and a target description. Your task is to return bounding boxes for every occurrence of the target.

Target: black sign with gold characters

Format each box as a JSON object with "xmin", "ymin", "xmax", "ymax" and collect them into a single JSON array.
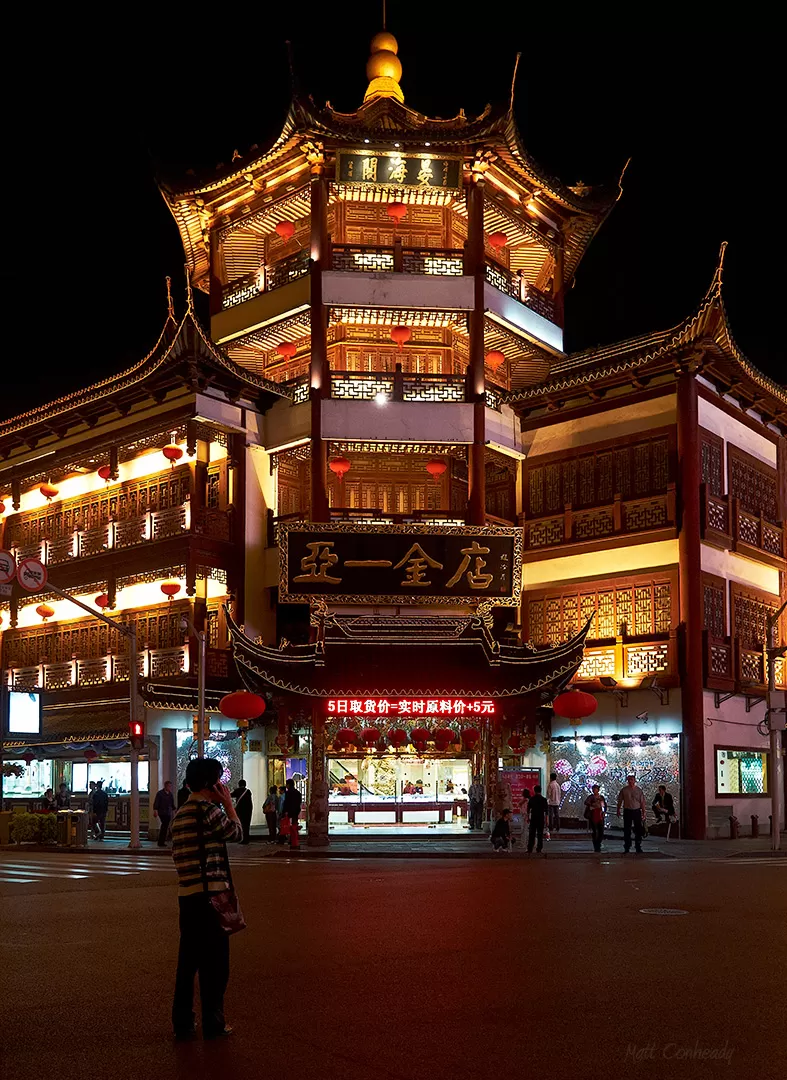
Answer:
[
  {"xmin": 336, "ymin": 149, "xmax": 462, "ymax": 191},
  {"xmin": 279, "ymin": 523, "xmax": 521, "ymax": 606}
]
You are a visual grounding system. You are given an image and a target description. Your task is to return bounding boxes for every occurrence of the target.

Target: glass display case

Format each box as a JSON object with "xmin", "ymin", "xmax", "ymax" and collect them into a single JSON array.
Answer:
[{"xmin": 328, "ymin": 754, "xmax": 471, "ymax": 826}]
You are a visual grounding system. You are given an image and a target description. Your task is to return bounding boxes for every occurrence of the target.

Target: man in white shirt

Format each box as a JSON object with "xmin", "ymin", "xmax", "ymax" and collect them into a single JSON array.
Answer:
[
  {"xmin": 546, "ymin": 772, "xmax": 561, "ymax": 833},
  {"xmin": 616, "ymin": 775, "xmax": 646, "ymax": 853}
]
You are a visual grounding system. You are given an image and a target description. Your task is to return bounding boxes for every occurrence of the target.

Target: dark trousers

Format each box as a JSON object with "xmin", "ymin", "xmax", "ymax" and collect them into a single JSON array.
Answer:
[
  {"xmin": 238, "ymin": 816, "xmax": 251, "ymax": 845},
  {"xmin": 94, "ymin": 814, "xmax": 106, "ymax": 839},
  {"xmin": 623, "ymin": 808, "xmax": 644, "ymax": 851},
  {"xmin": 548, "ymin": 805, "xmax": 560, "ymax": 832},
  {"xmin": 590, "ymin": 820, "xmax": 605, "ymax": 851},
  {"xmin": 157, "ymin": 815, "xmax": 171, "ymax": 847},
  {"xmin": 469, "ymin": 801, "xmax": 484, "ymax": 829},
  {"xmin": 528, "ymin": 817, "xmax": 544, "ymax": 852},
  {"xmin": 264, "ymin": 812, "xmax": 277, "ymax": 839},
  {"xmin": 172, "ymin": 894, "xmax": 230, "ymax": 1036},
  {"xmin": 492, "ymin": 836, "xmax": 510, "ymax": 850}
]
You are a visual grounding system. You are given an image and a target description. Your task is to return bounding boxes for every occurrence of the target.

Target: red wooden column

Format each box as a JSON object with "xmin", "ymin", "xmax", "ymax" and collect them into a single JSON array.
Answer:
[
  {"xmin": 677, "ymin": 372, "xmax": 706, "ymax": 839},
  {"xmin": 307, "ymin": 704, "xmax": 330, "ymax": 846},
  {"xmin": 466, "ymin": 173, "xmax": 486, "ymax": 526},
  {"xmin": 309, "ymin": 163, "xmax": 330, "ymax": 523}
]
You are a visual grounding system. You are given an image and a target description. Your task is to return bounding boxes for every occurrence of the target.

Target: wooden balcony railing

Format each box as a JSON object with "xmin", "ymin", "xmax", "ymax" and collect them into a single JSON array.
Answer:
[
  {"xmin": 484, "ymin": 260, "xmax": 556, "ymax": 322},
  {"xmin": 6, "ymin": 646, "xmax": 189, "ymax": 692},
  {"xmin": 9, "ymin": 504, "xmax": 233, "ymax": 567},
  {"xmin": 267, "ymin": 509, "xmax": 515, "ymax": 547},
  {"xmin": 702, "ymin": 631, "xmax": 786, "ymax": 693},
  {"xmin": 221, "ymin": 249, "xmax": 310, "ymax": 309},
  {"xmin": 572, "ymin": 634, "xmax": 677, "ymax": 686},
  {"xmin": 520, "ymin": 487, "xmax": 676, "ymax": 552},
  {"xmin": 701, "ymin": 487, "xmax": 785, "ymax": 568}
]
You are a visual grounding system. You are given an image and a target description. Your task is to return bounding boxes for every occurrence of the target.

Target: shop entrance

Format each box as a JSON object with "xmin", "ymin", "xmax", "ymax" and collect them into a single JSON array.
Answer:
[{"xmin": 328, "ymin": 754, "xmax": 473, "ymax": 833}]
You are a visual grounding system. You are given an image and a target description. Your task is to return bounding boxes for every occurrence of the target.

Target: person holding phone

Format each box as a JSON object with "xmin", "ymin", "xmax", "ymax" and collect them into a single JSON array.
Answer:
[{"xmin": 171, "ymin": 757, "xmax": 243, "ymax": 1040}]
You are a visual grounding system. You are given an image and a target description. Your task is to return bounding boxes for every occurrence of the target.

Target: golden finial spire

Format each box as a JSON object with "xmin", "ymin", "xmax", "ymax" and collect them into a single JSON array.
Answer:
[
  {"xmin": 165, "ymin": 275, "xmax": 175, "ymax": 319},
  {"xmin": 363, "ymin": 29, "xmax": 404, "ymax": 104}
]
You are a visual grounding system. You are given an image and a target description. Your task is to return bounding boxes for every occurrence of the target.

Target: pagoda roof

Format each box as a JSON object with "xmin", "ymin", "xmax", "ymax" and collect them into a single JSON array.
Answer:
[
  {"xmin": 0, "ymin": 304, "xmax": 290, "ymax": 459},
  {"xmin": 501, "ymin": 248, "xmax": 787, "ymax": 430},
  {"xmin": 227, "ymin": 608, "xmax": 590, "ymax": 700}
]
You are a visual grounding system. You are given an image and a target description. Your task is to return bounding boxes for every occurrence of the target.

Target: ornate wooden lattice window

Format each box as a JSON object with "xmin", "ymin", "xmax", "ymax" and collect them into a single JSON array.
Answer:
[
  {"xmin": 702, "ymin": 572, "xmax": 727, "ymax": 638},
  {"xmin": 728, "ymin": 444, "xmax": 779, "ymax": 523},
  {"xmin": 526, "ymin": 429, "xmax": 674, "ymax": 517},
  {"xmin": 327, "ymin": 453, "xmax": 445, "ymax": 515},
  {"xmin": 730, "ymin": 582, "xmax": 781, "ymax": 652},
  {"xmin": 7, "ymin": 466, "xmax": 191, "ymax": 548},
  {"xmin": 525, "ymin": 572, "xmax": 676, "ymax": 646},
  {"xmin": 699, "ymin": 428, "xmax": 724, "ymax": 496}
]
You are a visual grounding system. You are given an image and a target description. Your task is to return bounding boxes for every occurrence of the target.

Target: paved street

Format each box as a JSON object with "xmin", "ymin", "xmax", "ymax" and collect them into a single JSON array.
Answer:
[{"xmin": 1, "ymin": 848, "xmax": 784, "ymax": 1080}]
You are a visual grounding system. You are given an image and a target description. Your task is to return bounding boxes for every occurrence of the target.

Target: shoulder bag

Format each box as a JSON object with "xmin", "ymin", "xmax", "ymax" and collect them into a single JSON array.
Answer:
[{"xmin": 196, "ymin": 806, "xmax": 246, "ymax": 936}]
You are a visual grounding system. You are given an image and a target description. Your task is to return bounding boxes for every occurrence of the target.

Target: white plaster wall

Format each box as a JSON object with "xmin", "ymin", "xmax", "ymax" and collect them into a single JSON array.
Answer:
[
  {"xmin": 698, "ymin": 395, "xmax": 777, "ymax": 471},
  {"xmin": 551, "ymin": 689, "xmax": 683, "ymax": 738},
  {"xmin": 484, "ymin": 285, "xmax": 563, "ymax": 352},
  {"xmin": 245, "ymin": 443, "xmax": 275, "ymax": 643},
  {"xmin": 702, "ymin": 690, "xmax": 773, "ymax": 835},
  {"xmin": 321, "ymin": 399, "xmax": 474, "ymax": 443},
  {"xmin": 521, "ymin": 394, "xmax": 676, "ymax": 458},
  {"xmin": 523, "ymin": 539, "xmax": 679, "ymax": 588},
  {"xmin": 485, "ymin": 404, "xmax": 525, "ymax": 457},
  {"xmin": 194, "ymin": 393, "xmax": 248, "ymax": 434},
  {"xmin": 242, "ymin": 749, "xmax": 269, "ymax": 826},
  {"xmin": 263, "ymin": 399, "xmax": 310, "ymax": 452},
  {"xmin": 323, "ymin": 271, "xmax": 474, "ymax": 311}
]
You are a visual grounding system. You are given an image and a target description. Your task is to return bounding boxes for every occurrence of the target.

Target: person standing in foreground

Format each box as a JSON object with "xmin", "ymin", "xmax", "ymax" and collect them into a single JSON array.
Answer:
[
  {"xmin": 262, "ymin": 785, "xmax": 279, "ymax": 841},
  {"xmin": 153, "ymin": 780, "xmax": 176, "ymax": 847},
  {"xmin": 467, "ymin": 775, "xmax": 485, "ymax": 831},
  {"xmin": 527, "ymin": 785, "xmax": 549, "ymax": 854},
  {"xmin": 281, "ymin": 778, "xmax": 303, "ymax": 849},
  {"xmin": 231, "ymin": 779, "xmax": 253, "ymax": 844},
  {"xmin": 617, "ymin": 774, "xmax": 646, "ymax": 853},
  {"xmin": 171, "ymin": 757, "xmax": 243, "ymax": 1040},
  {"xmin": 584, "ymin": 784, "xmax": 608, "ymax": 852},
  {"xmin": 546, "ymin": 772, "xmax": 561, "ymax": 834}
]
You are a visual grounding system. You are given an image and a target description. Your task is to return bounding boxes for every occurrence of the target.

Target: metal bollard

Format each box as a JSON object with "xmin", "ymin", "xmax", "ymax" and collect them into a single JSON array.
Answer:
[
  {"xmin": 729, "ymin": 815, "xmax": 739, "ymax": 840},
  {"xmin": 751, "ymin": 815, "xmax": 759, "ymax": 838},
  {"xmin": 769, "ymin": 815, "xmax": 773, "ymax": 837}
]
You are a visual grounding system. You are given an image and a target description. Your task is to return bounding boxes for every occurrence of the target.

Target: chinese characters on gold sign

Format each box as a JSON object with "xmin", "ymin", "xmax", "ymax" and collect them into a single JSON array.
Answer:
[
  {"xmin": 327, "ymin": 698, "xmax": 496, "ymax": 716},
  {"xmin": 281, "ymin": 526, "xmax": 519, "ymax": 604},
  {"xmin": 337, "ymin": 150, "xmax": 462, "ymax": 191}
]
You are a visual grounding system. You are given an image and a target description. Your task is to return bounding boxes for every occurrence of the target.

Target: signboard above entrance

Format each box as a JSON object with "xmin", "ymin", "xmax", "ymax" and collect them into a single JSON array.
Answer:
[
  {"xmin": 279, "ymin": 523, "xmax": 522, "ymax": 606},
  {"xmin": 336, "ymin": 149, "xmax": 463, "ymax": 192}
]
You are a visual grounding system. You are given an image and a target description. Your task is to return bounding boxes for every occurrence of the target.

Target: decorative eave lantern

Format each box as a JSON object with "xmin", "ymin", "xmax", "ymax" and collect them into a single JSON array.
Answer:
[
  {"xmin": 22, "ymin": 751, "xmax": 35, "ymax": 766},
  {"xmin": 220, "ymin": 690, "xmax": 266, "ymax": 753},
  {"xmin": 98, "ymin": 465, "xmax": 112, "ymax": 483},
  {"xmin": 488, "ymin": 231, "xmax": 508, "ymax": 251},
  {"xmin": 95, "ymin": 593, "xmax": 110, "ymax": 609},
  {"xmin": 390, "ymin": 325, "xmax": 411, "ymax": 351},
  {"xmin": 485, "ymin": 350, "xmax": 505, "ymax": 373},
  {"xmin": 0, "ymin": 499, "xmax": 6, "ymax": 515},
  {"xmin": 162, "ymin": 438, "xmax": 184, "ymax": 468},
  {"xmin": 36, "ymin": 603, "xmax": 55, "ymax": 622},
  {"xmin": 160, "ymin": 582, "xmax": 181, "ymax": 602},
  {"xmin": 360, "ymin": 726, "xmax": 382, "ymax": 748},
  {"xmin": 552, "ymin": 688, "xmax": 598, "ymax": 726},
  {"xmin": 411, "ymin": 726, "xmax": 431, "ymax": 753},
  {"xmin": 275, "ymin": 220, "xmax": 295, "ymax": 242},
  {"xmin": 389, "ymin": 727, "xmax": 408, "ymax": 749},
  {"xmin": 335, "ymin": 727, "xmax": 357, "ymax": 751},
  {"xmin": 462, "ymin": 726, "xmax": 481, "ymax": 750},
  {"xmin": 40, "ymin": 482, "xmax": 59, "ymax": 501},
  {"xmin": 329, "ymin": 457, "xmax": 351, "ymax": 482},
  {"xmin": 433, "ymin": 728, "xmax": 455, "ymax": 751},
  {"xmin": 275, "ymin": 341, "xmax": 297, "ymax": 363},
  {"xmin": 425, "ymin": 459, "xmax": 447, "ymax": 483},
  {"xmin": 84, "ymin": 747, "xmax": 98, "ymax": 764},
  {"xmin": 386, "ymin": 201, "xmax": 407, "ymax": 223}
]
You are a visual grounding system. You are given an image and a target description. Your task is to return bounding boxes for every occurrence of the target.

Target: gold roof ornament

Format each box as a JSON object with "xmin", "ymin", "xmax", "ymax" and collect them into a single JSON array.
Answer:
[{"xmin": 364, "ymin": 30, "xmax": 404, "ymax": 105}]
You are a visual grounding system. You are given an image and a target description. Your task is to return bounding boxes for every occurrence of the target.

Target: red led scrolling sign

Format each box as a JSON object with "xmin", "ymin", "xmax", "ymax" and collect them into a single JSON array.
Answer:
[{"xmin": 327, "ymin": 698, "xmax": 496, "ymax": 716}]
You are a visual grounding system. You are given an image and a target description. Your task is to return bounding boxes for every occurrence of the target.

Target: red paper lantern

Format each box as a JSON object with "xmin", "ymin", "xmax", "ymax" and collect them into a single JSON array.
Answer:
[
  {"xmin": 36, "ymin": 604, "xmax": 55, "ymax": 622},
  {"xmin": 0, "ymin": 500, "xmax": 6, "ymax": 514},
  {"xmin": 387, "ymin": 201, "xmax": 407, "ymax": 223},
  {"xmin": 98, "ymin": 465, "xmax": 112, "ymax": 482},
  {"xmin": 552, "ymin": 689, "xmax": 598, "ymax": 721},
  {"xmin": 275, "ymin": 341, "xmax": 297, "ymax": 362},
  {"xmin": 411, "ymin": 726, "xmax": 431, "ymax": 752},
  {"xmin": 40, "ymin": 482, "xmax": 59, "ymax": 501},
  {"xmin": 219, "ymin": 690, "xmax": 266, "ymax": 722},
  {"xmin": 508, "ymin": 731, "xmax": 523, "ymax": 752},
  {"xmin": 433, "ymin": 728, "xmax": 454, "ymax": 750},
  {"xmin": 390, "ymin": 325, "xmax": 411, "ymax": 351},
  {"xmin": 275, "ymin": 220, "xmax": 295, "ymax": 241},
  {"xmin": 162, "ymin": 443, "xmax": 183, "ymax": 468},
  {"xmin": 84, "ymin": 747, "xmax": 98, "ymax": 764},
  {"xmin": 389, "ymin": 728, "xmax": 408, "ymax": 748},
  {"xmin": 95, "ymin": 593, "xmax": 110, "ymax": 609},
  {"xmin": 462, "ymin": 726, "xmax": 481, "ymax": 750},
  {"xmin": 335, "ymin": 727, "xmax": 357, "ymax": 749},
  {"xmin": 488, "ymin": 231, "xmax": 508, "ymax": 250},
  {"xmin": 329, "ymin": 457, "xmax": 351, "ymax": 481},
  {"xmin": 22, "ymin": 752, "xmax": 35, "ymax": 766},
  {"xmin": 360, "ymin": 727, "xmax": 382, "ymax": 745},
  {"xmin": 160, "ymin": 582, "xmax": 181, "ymax": 600},
  {"xmin": 485, "ymin": 350, "xmax": 505, "ymax": 372},
  {"xmin": 425, "ymin": 459, "xmax": 447, "ymax": 482}
]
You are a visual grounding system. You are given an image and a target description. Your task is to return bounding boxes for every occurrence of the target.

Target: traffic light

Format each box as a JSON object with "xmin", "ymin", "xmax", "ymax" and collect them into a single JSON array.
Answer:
[{"xmin": 129, "ymin": 719, "xmax": 145, "ymax": 750}]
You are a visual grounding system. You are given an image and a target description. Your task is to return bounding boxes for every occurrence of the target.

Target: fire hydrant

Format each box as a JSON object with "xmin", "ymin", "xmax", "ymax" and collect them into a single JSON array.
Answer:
[
  {"xmin": 751, "ymin": 815, "xmax": 759, "ymax": 838},
  {"xmin": 729, "ymin": 815, "xmax": 739, "ymax": 840}
]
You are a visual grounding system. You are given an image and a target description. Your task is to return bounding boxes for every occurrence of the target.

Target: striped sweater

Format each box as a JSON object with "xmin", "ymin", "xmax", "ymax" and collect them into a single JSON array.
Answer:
[{"xmin": 171, "ymin": 797, "xmax": 243, "ymax": 897}]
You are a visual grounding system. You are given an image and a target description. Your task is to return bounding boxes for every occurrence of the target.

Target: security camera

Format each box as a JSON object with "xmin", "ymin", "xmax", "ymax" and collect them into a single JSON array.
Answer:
[{"xmin": 636, "ymin": 711, "xmax": 649, "ymax": 723}]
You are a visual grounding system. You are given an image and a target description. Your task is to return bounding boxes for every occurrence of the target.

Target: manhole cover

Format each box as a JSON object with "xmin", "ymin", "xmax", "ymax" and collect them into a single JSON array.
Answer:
[{"xmin": 639, "ymin": 907, "xmax": 688, "ymax": 916}]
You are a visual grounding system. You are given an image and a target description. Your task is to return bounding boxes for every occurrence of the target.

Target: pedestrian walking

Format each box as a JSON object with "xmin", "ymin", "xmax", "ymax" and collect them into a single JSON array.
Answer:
[
  {"xmin": 87, "ymin": 780, "xmax": 96, "ymax": 834},
  {"xmin": 616, "ymin": 775, "xmax": 646, "ymax": 853},
  {"xmin": 584, "ymin": 784, "xmax": 608, "ymax": 851},
  {"xmin": 281, "ymin": 778, "xmax": 302, "ymax": 849},
  {"xmin": 171, "ymin": 756, "xmax": 243, "ymax": 1041},
  {"xmin": 55, "ymin": 782, "xmax": 71, "ymax": 810},
  {"xmin": 231, "ymin": 780, "xmax": 253, "ymax": 844},
  {"xmin": 92, "ymin": 780, "xmax": 109, "ymax": 839},
  {"xmin": 527, "ymin": 784, "xmax": 548, "ymax": 854},
  {"xmin": 262, "ymin": 785, "xmax": 278, "ymax": 841},
  {"xmin": 546, "ymin": 772, "xmax": 561, "ymax": 834},
  {"xmin": 468, "ymin": 775, "xmax": 485, "ymax": 830},
  {"xmin": 153, "ymin": 780, "xmax": 176, "ymax": 847},
  {"xmin": 491, "ymin": 808, "xmax": 513, "ymax": 852},
  {"xmin": 177, "ymin": 781, "xmax": 190, "ymax": 809}
]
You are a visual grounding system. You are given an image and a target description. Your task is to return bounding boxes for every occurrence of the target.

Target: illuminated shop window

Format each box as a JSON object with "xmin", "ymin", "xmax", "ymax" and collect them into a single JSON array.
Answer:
[{"xmin": 715, "ymin": 749, "xmax": 769, "ymax": 796}]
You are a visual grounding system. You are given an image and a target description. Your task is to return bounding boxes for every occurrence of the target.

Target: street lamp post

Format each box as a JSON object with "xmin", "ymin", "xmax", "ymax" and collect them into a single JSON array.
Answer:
[{"xmin": 181, "ymin": 614, "xmax": 207, "ymax": 756}]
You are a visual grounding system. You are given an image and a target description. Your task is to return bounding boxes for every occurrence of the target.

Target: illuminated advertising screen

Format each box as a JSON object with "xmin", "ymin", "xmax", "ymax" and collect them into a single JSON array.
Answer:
[{"xmin": 5, "ymin": 690, "xmax": 43, "ymax": 737}]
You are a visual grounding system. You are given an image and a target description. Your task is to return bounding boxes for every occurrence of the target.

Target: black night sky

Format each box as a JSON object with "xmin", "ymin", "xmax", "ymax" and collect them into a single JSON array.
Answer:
[{"xmin": 6, "ymin": 11, "xmax": 782, "ymax": 420}]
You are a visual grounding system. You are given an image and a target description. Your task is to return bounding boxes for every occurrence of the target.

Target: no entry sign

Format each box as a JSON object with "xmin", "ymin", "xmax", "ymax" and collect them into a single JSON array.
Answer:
[
  {"xmin": 0, "ymin": 549, "xmax": 17, "ymax": 584},
  {"xmin": 16, "ymin": 557, "xmax": 48, "ymax": 592}
]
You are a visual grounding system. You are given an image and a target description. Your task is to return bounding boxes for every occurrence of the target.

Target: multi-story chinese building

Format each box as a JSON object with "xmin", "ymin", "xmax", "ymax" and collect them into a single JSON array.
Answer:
[{"xmin": 2, "ymin": 31, "xmax": 784, "ymax": 840}]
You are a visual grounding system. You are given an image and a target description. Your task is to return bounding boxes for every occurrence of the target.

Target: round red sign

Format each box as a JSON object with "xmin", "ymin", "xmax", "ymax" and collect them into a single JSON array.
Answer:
[
  {"xmin": 16, "ymin": 557, "xmax": 48, "ymax": 592},
  {"xmin": 0, "ymin": 549, "xmax": 16, "ymax": 585}
]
